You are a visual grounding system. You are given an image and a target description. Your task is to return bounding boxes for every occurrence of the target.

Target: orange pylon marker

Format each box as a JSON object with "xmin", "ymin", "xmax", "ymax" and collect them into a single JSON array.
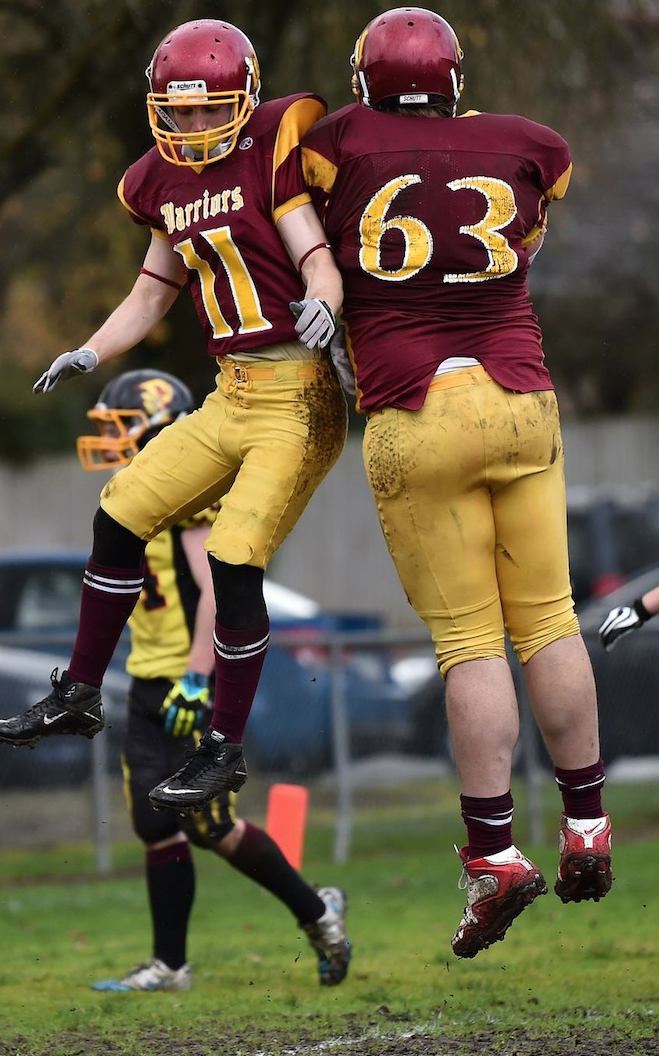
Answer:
[{"xmin": 266, "ymin": 783, "xmax": 309, "ymax": 870}]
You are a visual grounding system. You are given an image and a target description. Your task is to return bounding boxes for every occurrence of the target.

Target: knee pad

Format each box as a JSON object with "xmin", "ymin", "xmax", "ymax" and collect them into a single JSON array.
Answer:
[
  {"xmin": 92, "ymin": 506, "xmax": 146, "ymax": 568},
  {"xmin": 209, "ymin": 557, "xmax": 267, "ymax": 628}
]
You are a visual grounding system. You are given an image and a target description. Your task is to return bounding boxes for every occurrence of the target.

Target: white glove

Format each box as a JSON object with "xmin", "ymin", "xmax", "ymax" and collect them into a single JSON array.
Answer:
[
  {"xmin": 290, "ymin": 299, "xmax": 336, "ymax": 350},
  {"xmin": 327, "ymin": 324, "xmax": 356, "ymax": 396},
  {"xmin": 33, "ymin": 347, "xmax": 99, "ymax": 394},
  {"xmin": 598, "ymin": 603, "xmax": 645, "ymax": 653}
]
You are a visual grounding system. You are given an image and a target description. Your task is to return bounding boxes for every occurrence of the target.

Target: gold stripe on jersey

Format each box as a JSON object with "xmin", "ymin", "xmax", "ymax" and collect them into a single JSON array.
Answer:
[
  {"xmin": 301, "ymin": 147, "xmax": 338, "ymax": 196},
  {"xmin": 271, "ymin": 96, "xmax": 327, "ymax": 212},
  {"xmin": 117, "ymin": 174, "xmax": 138, "ymax": 218},
  {"xmin": 545, "ymin": 162, "xmax": 572, "ymax": 201},
  {"xmin": 273, "ymin": 190, "xmax": 313, "ymax": 225}
]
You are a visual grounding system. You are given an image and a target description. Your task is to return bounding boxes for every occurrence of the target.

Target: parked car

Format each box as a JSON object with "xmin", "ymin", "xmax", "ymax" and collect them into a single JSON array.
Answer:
[{"xmin": 0, "ymin": 550, "xmax": 417, "ymax": 781}]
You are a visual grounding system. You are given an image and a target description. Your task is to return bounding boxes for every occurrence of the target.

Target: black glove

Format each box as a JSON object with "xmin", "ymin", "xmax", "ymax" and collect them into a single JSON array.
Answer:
[
  {"xmin": 158, "ymin": 671, "xmax": 210, "ymax": 737},
  {"xmin": 290, "ymin": 299, "xmax": 336, "ymax": 350},
  {"xmin": 34, "ymin": 348, "xmax": 99, "ymax": 394}
]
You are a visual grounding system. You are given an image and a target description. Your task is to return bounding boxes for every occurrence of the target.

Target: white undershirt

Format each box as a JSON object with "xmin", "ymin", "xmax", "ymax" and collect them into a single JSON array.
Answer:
[{"xmin": 434, "ymin": 356, "xmax": 480, "ymax": 376}]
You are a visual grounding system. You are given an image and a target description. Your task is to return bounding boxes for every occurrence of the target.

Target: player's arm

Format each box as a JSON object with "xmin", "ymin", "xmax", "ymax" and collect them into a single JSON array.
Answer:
[
  {"xmin": 159, "ymin": 522, "xmax": 215, "ymax": 737},
  {"xmin": 34, "ymin": 234, "xmax": 186, "ymax": 393},
  {"xmin": 277, "ymin": 201, "xmax": 342, "ymax": 349}
]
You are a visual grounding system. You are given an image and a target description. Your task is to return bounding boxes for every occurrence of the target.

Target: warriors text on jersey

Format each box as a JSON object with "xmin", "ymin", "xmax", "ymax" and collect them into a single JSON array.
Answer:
[
  {"xmin": 301, "ymin": 105, "xmax": 572, "ymax": 413},
  {"xmin": 118, "ymin": 94, "xmax": 326, "ymax": 359},
  {"xmin": 127, "ymin": 509, "xmax": 216, "ymax": 682}
]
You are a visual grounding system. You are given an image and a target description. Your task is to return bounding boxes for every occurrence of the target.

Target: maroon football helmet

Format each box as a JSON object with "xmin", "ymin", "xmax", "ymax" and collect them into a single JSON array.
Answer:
[
  {"xmin": 146, "ymin": 19, "xmax": 261, "ymax": 166},
  {"xmin": 351, "ymin": 7, "xmax": 463, "ymax": 113}
]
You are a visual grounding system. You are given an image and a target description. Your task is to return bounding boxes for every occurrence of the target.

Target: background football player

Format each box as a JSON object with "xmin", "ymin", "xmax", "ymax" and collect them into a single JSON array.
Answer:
[
  {"xmin": 77, "ymin": 368, "xmax": 350, "ymax": 992},
  {"xmin": 0, "ymin": 19, "xmax": 348, "ymax": 818},
  {"xmin": 300, "ymin": 6, "xmax": 612, "ymax": 959}
]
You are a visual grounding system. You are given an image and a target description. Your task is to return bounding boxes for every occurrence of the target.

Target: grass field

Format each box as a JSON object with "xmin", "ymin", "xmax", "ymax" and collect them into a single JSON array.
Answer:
[{"xmin": 1, "ymin": 772, "xmax": 658, "ymax": 1055}]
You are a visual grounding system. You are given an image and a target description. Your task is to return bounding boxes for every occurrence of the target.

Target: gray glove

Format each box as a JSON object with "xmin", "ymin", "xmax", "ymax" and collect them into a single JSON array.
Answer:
[
  {"xmin": 327, "ymin": 324, "xmax": 356, "ymax": 396},
  {"xmin": 290, "ymin": 299, "xmax": 336, "ymax": 350},
  {"xmin": 598, "ymin": 602, "xmax": 646, "ymax": 653},
  {"xmin": 33, "ymin": 347, "xmax": 99, "ymax": 394}
]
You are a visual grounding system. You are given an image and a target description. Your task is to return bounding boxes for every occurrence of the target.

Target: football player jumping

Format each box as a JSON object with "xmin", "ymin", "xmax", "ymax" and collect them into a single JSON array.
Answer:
[
  {"xmin": 300, "ymin": 7, "xmax": 613, "ymax": 958},
  {"xmin": 0, "ymin": 21, "xmax": 348, "ymax": 813},
  {"xmin": 76, "ymin": 369, "xmax": 350, "ymax": 991}
]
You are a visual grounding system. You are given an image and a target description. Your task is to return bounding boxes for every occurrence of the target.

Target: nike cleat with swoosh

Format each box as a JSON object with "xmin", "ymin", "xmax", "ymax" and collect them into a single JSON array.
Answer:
[
  {"xmin": 554, "ymin": 814, "xmax": 613, "ymax": 903},
  {"xmin": 0, "ymin": 668, "xmax": 104, "ymax": 746},
  {"xmin": 148, "ymin": 728, "xmax": 247, "ymax": 813}
]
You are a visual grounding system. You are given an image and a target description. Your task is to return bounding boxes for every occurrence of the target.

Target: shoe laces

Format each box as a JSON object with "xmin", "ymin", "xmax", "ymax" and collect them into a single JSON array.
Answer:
[
  {"xmin": 455, "ymin": 845, "xmax": 469, "ymax": 891},
  {"xmin": 23, "ymin": 668, "xmax": 68, "ymax": 718},
  {"xmin": 179, "ymin": 742, "xmax": 216, "ymax": 777}
]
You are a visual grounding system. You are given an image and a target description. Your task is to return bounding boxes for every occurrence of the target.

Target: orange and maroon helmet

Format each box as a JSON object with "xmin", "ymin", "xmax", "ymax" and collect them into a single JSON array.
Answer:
[
  {"xmin": 351, "ymin": 7, "xmax": 463, "ymax": 113},
  {"xmin": 145, "ymin": 19, "xmax": 261, "ymax": 166}
]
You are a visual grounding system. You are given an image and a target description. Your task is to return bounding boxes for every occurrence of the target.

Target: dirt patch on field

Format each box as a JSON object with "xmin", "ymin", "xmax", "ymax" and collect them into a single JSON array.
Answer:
[{"xmin": 1, "ymin": 1023, "xmax": 658, "ymax": 1056}]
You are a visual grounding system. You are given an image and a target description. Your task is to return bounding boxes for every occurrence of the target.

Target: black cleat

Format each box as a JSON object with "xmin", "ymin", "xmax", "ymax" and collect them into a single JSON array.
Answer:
[
  {"xmin": 148, "ymin": 728, "xmax": 247, "ymax": 813},
  {"xmin": 0, "ymin": 668, "xmax": 104, "ymax": 746}
]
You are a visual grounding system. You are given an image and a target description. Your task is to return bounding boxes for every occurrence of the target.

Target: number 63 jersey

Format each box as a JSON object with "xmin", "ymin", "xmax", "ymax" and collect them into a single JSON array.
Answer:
[
  {"xmin": 118, "ymin": 94, "xmax": 326, "ymax": 359},
  {"xmin": 301, "ymin": 104, "xmax": 572, "ymax": 413}
]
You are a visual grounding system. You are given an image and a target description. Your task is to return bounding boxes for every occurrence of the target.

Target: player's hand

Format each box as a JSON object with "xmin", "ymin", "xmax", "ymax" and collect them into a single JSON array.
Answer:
[
  {"xmin": 33, "ymin": 348, "xmax": 99, "ymax": 394},
  {"xmin": 327, "ymin": 324, "xmax": 356, "ymax": 396},
  {"xmin": 290, "ymin": 299, "xmax": 336, "ymax": 350},
  {"xmin": 159, "ymin": 671, "xmax": 210, "ymax": 737},
  {"xmin": 598, "ymin": 605, "xmax": 643, "ymax": 653}
]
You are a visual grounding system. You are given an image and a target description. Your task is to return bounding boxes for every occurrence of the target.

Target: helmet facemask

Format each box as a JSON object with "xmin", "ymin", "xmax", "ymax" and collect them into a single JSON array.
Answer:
[
  {"xmin": 77, "ymin": 370, "xmax": 194, "ymax": 471},
  {"xmin": 77, "ymin": 408, "xmax": 152, "ymax": 472},
  {"xmin": 146, "ymin": 61, "xmax": 258, "ymax": 166},
  {"xmin": 145, "ymin": 20, "xmax": 261, "ymax": 167}
]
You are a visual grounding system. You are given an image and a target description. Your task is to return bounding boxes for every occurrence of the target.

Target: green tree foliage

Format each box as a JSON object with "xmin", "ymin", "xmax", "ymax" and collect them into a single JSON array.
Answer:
[{"xmin": 0, "ymin": 0, "xmax": 658, "ymax": 462}]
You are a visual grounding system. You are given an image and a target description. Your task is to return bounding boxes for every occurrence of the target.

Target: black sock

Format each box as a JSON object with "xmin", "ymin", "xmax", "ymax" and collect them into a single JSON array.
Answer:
[{"xmin": 146, "ymin": 842, "xmax": 195, "ymax": 970}]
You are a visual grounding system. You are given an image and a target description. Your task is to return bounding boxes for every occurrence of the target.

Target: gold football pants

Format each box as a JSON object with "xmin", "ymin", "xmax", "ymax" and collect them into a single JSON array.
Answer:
[
  {"xmin": 101, "ymin": 357, "xmax": 347, "ymax": 568},
  {"xmin": 363, "ymin": 366, "xmax": 580, "ymax": 676}
]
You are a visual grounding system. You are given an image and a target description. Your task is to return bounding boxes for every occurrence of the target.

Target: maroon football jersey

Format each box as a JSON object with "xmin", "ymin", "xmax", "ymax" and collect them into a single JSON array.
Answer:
[
  {"xmin": 119, "ymin": 94, "xmax": 326, "ymax": 358},
  {"xmin": 302, "ymin": 104, "xmax": 572, "ymax": 412}
]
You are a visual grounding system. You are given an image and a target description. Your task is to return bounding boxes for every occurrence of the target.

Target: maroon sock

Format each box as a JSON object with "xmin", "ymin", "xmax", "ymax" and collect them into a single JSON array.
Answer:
[
  {"xmin": 460, "ymin": 791, "xmax": 515, "ymax": 858},
  {"xmin": 209, "ymin": 620, "xmax": 269, "ymax": 742},
  {"xmin": 554, "ymin": 759, "xmax": 606, "ymax": 818},
  {"xmin": 67, "ymin": 559, "xmax": 144, "ymax": 687}
]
